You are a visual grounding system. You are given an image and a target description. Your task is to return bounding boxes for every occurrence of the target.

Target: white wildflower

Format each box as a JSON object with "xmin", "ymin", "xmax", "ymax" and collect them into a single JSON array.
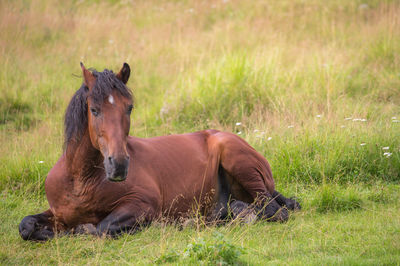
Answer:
[
  {"xmin": 382, "ymin": 147, "xmax": 389, "ymax": 150},
  {"xmin": 237, "ymin": 131, "xmax": 242, "ymax": 135},
  {"xmin": 391, "ymin": 117, "xmax": 397, "ymax": 120},
  {"xmin": 159, "ymin": 105, "xmax": 170, "ymax": 118},
  {"xmin": 288, "ymin": 125, "xmax": 294, "ymax": 128},
  {"xmin": 235, "ymin": 122, "xmax": 242, "ymax": 126},
  {"xmin": 383, "ymin": 152, "xmax": 392, "ymax": 157},
  {"xmin": 361, "ymin": 119, "xmax": 367, "ymax": 122},
  {"xmin": 253, "ymin": 129, "xmax": 259, "ymax": 133},
  {"xmin": 316, "ymin": 115, "xmax": 322, "ymax": 118},
  {"xmin": 359, "ymin": 3, "xmax": 369, "ymax": 10},
  {"xmin": 267, "ymin": 137, "xmax": 272, "ymax": 141},
  {"xmin": 360, "ymin": 143, "xmax": 366, "ymax": 146},
  {"xmin": 38, "ymin": 161, "xmax": 44, "ymax": 164}
]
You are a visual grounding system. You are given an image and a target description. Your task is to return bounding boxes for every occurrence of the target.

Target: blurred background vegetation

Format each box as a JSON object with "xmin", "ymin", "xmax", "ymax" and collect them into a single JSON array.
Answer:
[{"xmin": 0, "ymin": 0, "xmax": 398, "ymax": 192}]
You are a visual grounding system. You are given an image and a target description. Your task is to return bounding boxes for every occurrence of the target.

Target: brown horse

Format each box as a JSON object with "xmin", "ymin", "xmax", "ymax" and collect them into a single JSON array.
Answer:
[{"xmin": 19, "ymin": 63, "xmax": 300, "ymax": 241}]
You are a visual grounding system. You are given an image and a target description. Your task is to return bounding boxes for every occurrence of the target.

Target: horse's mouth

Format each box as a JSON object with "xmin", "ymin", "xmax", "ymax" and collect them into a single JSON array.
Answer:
[
  {"xmin": 107, "ymin": 168, "xmax": 128, "ymax": 182},
  {"xmin": 105, "ymin": 167, "xmax": 128, "ymax": 182},
  {"xmin": 108, "ymin": 175, "xmax": 126, "ymax": 182},
  {"xmin": 104, "ymin": 156, "xmax": 130, "ymax": 182}
]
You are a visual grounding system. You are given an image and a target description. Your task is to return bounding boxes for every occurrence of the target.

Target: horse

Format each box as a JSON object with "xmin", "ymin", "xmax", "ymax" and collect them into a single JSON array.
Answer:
[{"xmin": 19, "ymin": 63, "xmax": 300, "ymax": 241}]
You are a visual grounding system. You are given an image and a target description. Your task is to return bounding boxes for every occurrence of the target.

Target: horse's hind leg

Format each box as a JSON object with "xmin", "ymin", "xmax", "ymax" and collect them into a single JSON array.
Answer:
[
  {"xmin": 272, "ymin": 190, "xmax": 301, "ymax": 210},
  {"xmin": 216, "ymin": 133, "xmax": 288, "ymax": 222},
  {"xmin": 206, "ymin": 167, "xmax": 230, "ymax": 224},
  {"xmin": 254, "ymin": 197, "xmax": 289, "ymax": 222}
]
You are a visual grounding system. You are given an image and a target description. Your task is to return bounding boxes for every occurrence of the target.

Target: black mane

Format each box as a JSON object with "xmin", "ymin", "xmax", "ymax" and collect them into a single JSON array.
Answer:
[{"xmin": 64, "ymin": 69, "xmax": 132, "ymax": 147}]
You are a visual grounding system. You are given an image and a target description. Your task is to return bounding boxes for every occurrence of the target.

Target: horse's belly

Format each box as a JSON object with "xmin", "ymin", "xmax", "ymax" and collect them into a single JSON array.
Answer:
[
  {"xmin": 160, "ymin": 170, "xmax": 218, "ymax": 218},
  {"xmin": 132, "ymin": 131, "xmax": 221, "ymax": 218}
]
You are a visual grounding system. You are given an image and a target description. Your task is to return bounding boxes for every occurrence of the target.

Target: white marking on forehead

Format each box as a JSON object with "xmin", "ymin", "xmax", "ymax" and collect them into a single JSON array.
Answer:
[{"xmin": 108, "ymin": 95, "xmax": 114, "ymax": 105}]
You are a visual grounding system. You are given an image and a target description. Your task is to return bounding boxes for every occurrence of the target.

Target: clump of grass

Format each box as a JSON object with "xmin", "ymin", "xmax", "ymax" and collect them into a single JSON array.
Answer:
[
  {"xmin": 171, "ymin": 55, "xmax": 277, "ymax": 127},
  {"xmin": 0, "ymin": 97, "xmax": 34, "ymax": 131},
  {"xmin": 312, "ymin": 184, "xmax": 363, "ymax": 213},
  {"xmin": 155, "ymin": 231, "xmax": 245, "ymax": 265},
  {"xmin": 367, "ymin": 189, "xmax": 391, "ymax": 204},
  {"xmin": 183, "ymin": 231, "xmax": 245, "ymax": 265},
  {"xmin": 154, "ymin": 249, "xmax": 180, "ymax": 264},
  {"xmin": 366, "ymin": 184, "xmax": 399, "ymax": 204},
  {"xmin": 0, "ymin": 156, "xmax": 50, "ymax": 194}
]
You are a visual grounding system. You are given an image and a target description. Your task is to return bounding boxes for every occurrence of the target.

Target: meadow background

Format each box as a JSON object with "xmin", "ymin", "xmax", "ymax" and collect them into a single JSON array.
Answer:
[{"xmin": 0, "ymin": 0, "xmax": 399, "ymax": 264}]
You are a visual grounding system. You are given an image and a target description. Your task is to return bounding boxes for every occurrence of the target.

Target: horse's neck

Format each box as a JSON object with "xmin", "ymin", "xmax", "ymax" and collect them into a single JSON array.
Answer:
[{"xmin": 66, "ymin": 131, "xmax": 104, "ymax": 183}]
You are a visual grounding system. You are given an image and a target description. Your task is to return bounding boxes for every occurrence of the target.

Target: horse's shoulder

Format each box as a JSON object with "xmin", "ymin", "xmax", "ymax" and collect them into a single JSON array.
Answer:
[
  {"xmin": 45, "ymin": 154, "xmax": 73, "ymax": 215},
  {"xmin": 45, "ymin": 154, "xmax": 69, "ymax": 188}
]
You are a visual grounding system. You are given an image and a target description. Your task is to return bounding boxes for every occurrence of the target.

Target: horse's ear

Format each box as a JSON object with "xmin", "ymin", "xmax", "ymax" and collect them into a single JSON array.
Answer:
[
  {"xmin": 80, "ymin": 62, "xmax": 96, "ymax": 90},
  {"xmin": 116, "ymin": 63, "xmax": 130, "ymax": 84}
]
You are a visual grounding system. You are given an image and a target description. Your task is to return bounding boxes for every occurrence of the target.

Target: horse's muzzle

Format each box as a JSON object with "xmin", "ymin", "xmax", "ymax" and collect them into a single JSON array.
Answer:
[{"xmin": 105, "ymin": 156, "xmax": 130, "ymax": 182}]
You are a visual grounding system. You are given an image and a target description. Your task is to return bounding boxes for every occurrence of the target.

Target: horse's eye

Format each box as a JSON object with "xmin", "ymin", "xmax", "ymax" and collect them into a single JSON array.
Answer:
[
  {"xmin": 90, "ymin": 107, "xmax": 99, "ymax": 117},
  {"xmin": 127, "ymin": 105, "xmax": 133, "ymax": 115}
]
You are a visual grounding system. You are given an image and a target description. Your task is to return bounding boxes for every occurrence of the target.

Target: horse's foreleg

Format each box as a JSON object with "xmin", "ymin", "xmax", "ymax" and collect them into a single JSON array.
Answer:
[
  {"xmin": 95, "ymin": 205, "xmax": 154, "ymax": 237},
  {"xmin": 19, "ymin": 210, "xmax": 56, "ymax": 241}
]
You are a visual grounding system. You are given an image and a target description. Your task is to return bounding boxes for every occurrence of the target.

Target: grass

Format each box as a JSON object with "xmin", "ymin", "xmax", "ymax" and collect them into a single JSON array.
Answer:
[
  {"xmin": 1, "ymin": 185, "xmax": 399, "ymax": 264},
  {"xmin": 0, "ymin": 0, "xmax": 399, "ymax": 264}
]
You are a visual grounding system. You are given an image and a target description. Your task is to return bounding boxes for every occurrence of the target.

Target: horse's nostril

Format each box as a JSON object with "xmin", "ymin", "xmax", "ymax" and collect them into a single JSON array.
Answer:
[{"xmin": 108, "ymin": 156, "xmax": 112, "ymax": 164}]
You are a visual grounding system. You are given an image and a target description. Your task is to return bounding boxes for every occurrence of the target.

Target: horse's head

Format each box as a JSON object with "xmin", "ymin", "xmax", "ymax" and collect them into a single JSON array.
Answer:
[{"xmin": 81, "ymin": 63, "xmax": 133, "ymax": 182}]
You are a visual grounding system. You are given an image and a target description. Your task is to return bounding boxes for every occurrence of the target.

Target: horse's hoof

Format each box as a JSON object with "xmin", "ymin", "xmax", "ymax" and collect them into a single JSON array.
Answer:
[
  {"xmin": 266, "ymin": 207, "xmax": 289, "ymax": 223},
  {"xmin": 230, "ymin": 200, "xmax": 257, "ymax": 224},
  {"xmin": 74, "ymin": 223, "xmax": 97, "ymax": 235},
  {"xmin": 278, "ymin": 207, "xmax": 289, "ymax": 222},
  {"xmin": 241, "ymin": 212, "xmax": 257, "ymax": 224},
  {"xmin": 19, "ymin": 216, "xmax": 37, "ymax": 240},
  {"xmin": 182, "ymin": 218, "xmax": 196, "ymax": 229},
  {"xmin": 19, "ymin": 215, "xmax": 54, "ymax": 241},
  {"xmin": 288, "ymin": 197, "xmax": 301, "ymax": 210}
]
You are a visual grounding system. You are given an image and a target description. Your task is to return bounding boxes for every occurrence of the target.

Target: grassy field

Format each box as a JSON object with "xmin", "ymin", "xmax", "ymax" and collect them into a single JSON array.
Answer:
[{"xmin": 1, "ymin": 0, "xmax": 399, "ymax": 264}]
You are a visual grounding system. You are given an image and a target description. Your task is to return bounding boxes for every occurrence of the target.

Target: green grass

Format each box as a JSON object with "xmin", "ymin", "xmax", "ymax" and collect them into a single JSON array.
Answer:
[
  {"xmin": 0, "ymin": 0, "xmax": 400, "ymax": 264},
  {"xmin": 1, "ymin": 185, "xmax": 399, "ymax": 264}
]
